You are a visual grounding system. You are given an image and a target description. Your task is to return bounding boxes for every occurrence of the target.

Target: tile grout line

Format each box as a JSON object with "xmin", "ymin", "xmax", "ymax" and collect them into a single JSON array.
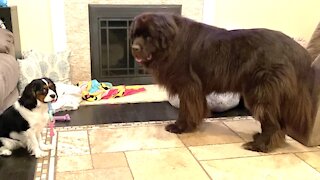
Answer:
[
  {"xmin": 53, "ymin": 116, "xmax": 254, "ymax": 132},
  {"xmin": 220, "ymin": 119, "xmax": 267, "ymax": 155},
  {"xmin": 221, "ymin": 120, "xmax": 251, "ymax": 144},
  {"xmin": 221, "ymin": 119, "xmax": 320, "ymax": 156},
  {"xmin": 35, "ymin": 116, "xmax": 320, "ymax": 179},
  {"xmin": 37, "ymin": 116, "xmax": 254, "ymax": 179},
  {"xmin": 293, "ymin": 153, "xmax": 320, "ymax": 174},
  {"xmin": 198, "ymin": 153, "xmax": 305, "ymax": 162},
  {"xmin": 34, "ymin": 129, "xmax": 47, "ymax": 180},
  {"xmin": 54, "ymin": 121, "xmax": 176, "ymax": 132},
  {"xmin": 86, "ymin": 129, "xmax": 95, "ymax": 170},
  {"xmin": 47, "ymin": 129, "xmax": 58, "ymax": 180},
  {"xmin": 175, "ymin": 130, "xmax": 213, "ymax": 180},
  {"xmin": 123, "ymin": 152, "xmax": 135, "ymax": 179}
]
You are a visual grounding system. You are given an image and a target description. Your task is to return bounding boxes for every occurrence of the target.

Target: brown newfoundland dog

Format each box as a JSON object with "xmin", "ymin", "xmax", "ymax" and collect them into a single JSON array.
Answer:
[{"xmin": 130, "ymin": 13, "xmax": 319, "ymax": 152}]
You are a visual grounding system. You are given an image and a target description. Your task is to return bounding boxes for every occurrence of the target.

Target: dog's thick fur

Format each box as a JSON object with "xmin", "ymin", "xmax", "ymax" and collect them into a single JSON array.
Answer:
[{"xmin": 130, "ymin": 13, "xmax": 319, "ymax": 152}]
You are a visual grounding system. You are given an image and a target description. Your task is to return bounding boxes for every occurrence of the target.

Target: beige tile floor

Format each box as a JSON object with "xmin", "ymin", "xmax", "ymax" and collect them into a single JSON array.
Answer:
[{"xmin": 51, "ymin": 117, "xmax": 320, "ymax": 180}]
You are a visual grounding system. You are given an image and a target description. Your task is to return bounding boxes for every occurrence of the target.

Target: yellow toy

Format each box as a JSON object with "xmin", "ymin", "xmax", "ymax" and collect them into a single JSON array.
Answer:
[{"xmin": 77, "ymin": 80, "xmax": 112, "ymax": 102}]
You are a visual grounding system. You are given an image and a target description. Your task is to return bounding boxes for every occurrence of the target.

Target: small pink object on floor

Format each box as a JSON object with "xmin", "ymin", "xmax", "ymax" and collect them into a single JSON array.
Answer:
[
  {"xmin": 54, "ymin": 114, "xmax": 71, "ymax": 121},
  {"xmin": 49, "ymin": 121, "xmax": 55, "ymax": 137}
]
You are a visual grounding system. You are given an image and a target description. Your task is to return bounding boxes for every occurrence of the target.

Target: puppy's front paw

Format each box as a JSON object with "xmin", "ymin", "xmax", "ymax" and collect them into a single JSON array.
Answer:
[
  {"xmin": 34, "ymin": 149, "xmax": 48, "ymax": 158},
  {"xmin": 40, "ymin": 144, "xmax": 53, "ymax": 151}
]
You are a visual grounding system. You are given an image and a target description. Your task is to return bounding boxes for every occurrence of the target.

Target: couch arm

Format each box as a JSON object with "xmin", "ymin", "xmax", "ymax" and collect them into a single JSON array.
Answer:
[
  {"xmin": 0, "ymin": 53, "xmax": 19, "ymax": 104},
  {"xmin": 0, "ymin": 28, "xmax": 15, "ymax": 57}
]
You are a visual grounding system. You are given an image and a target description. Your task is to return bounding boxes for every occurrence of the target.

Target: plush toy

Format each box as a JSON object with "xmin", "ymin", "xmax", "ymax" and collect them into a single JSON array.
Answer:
[
  {"xmin": 77, "ymin": 80, "xmax": 112, "ymax": 102},
  {"xmin": 0, "ymin": 19, "xmax": 6, "ymax": 29},
  {"xmin": 0, "ymin": 0, "xmax": 7, "ymax": 7}
]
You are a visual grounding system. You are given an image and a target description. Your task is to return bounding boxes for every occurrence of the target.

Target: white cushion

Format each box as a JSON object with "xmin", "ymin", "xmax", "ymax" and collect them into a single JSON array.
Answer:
[
  {"xmin": 17, "ymin": 55, "xmax": 42, "ymax": 93},
  {"xmin": 17, "ymin": 50, "xmax": 72, "ymax": 94}
]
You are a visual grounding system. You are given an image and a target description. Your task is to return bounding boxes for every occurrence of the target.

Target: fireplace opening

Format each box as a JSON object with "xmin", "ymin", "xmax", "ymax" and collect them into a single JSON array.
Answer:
[{"xmin": 89, "ymin": 5, "xmax": 181, "ymax": 85}]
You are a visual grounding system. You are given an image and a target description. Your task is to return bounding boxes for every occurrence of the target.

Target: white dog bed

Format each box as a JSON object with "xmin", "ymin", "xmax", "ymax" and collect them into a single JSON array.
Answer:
[{"xmin": 168, "ymin": 92, "xmax": 241, "ymax": 112}]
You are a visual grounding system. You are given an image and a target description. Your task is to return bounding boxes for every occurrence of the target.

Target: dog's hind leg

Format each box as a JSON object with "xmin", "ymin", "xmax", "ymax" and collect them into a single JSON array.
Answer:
[
  {"xmin": 242, "ymin": 83, "xmax": 286, "ymax": 152},
  {"xmin": 242, "ymin": 105, "xmax": 285, "ymax": 152},
  {"xmin": 0, "ymin": 137, "xmax": 24, "ymax": 156}
]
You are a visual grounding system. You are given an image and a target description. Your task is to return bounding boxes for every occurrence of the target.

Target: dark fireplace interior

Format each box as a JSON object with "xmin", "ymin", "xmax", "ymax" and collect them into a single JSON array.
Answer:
[{"xmin": 89, "ymin": 5, "xmax": 181, "ymax": 85}]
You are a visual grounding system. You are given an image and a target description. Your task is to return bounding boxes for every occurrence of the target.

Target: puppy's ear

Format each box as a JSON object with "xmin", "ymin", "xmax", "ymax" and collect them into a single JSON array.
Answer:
[
  {"xmin": 19, "ymin": 80, "xmax": 38, "ymax": 110},
  {"xmin": 43, "ymin": 77, "xmax": 54, "ymax": 84},
  {"xmin": 44, "ymin": 77, "xmax": 57, "ymax": 92}
]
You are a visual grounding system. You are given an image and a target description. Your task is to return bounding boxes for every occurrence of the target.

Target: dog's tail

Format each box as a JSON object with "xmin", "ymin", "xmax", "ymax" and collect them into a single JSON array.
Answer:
[
  {"xmin": 302, "ymin": 22, "xmax": 320, "ymax": 146},
  {"xmin": 0, "ymin": 137, "xmax": 25, "ymax": 156},
  {"xmin": 307, "ymin": 22, "xmax": 320, "ymax": 60},
  {"xmin": 309, "ymin": 22, "xmax": 320, "ymax": 79},
  {"xmin": 309, "ymin": 21, "xmax": 320, "ymax": 115},
  {"xmin": 309, "ymin": 22, "xmax": 320, "ymax": 82}
]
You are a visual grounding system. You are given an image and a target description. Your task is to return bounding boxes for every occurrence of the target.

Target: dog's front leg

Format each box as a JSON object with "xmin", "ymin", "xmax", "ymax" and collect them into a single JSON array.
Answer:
[
  {"xmin": 165, "ymin": 84, "xmax": 207, "ymax": 133},
  {"xmin": 25, "ymin": 130, "xmax": 47, "ymax": 158},
  {"xmin": 36, "ymin": 131, "xmax": 52, "ymax": 151}
]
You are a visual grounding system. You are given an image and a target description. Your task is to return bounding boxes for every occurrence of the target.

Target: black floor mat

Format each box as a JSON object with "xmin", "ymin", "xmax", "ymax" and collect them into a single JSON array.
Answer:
[
  {"xmin": 0, "ymin": 149, "xmax": 36, "ymax": 180},
  {"xmin": 54, "ymin": 101, "xmax": 250, "ymax": 127}
]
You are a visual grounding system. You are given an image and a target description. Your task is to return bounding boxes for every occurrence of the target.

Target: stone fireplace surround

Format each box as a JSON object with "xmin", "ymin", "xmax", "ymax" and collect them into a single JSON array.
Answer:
[
  {"xmin": 63, "ymin": 0, "xmax": 204, "ymax": 84},
  {"xmin": 88, "ymin": 4, "xmax": 181, "ymax": 85}
]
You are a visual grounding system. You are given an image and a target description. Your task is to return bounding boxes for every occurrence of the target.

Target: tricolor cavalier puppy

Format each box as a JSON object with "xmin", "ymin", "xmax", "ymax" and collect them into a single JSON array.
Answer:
[
  {"xmin": 130, "ymin": 13, "xmax": 320, "ymax": 152},
  {"xmin": 0, "ymin": 78, "xmax": 57, "ymax": 158}
]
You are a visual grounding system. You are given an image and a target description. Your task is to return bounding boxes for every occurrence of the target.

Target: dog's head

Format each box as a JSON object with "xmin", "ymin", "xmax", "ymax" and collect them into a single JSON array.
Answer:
[
  {"xmin": 19, "ymin": 78, "xmax": 58, "ymax": 109},
  {"xmin": 130, "ymin": 13, "xmax": 178, "ymax": 66}
]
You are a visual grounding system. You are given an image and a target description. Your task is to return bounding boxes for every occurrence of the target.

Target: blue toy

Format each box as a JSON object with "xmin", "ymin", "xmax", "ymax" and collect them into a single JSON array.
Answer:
[{"xmin": 0, "ymin": 0, "xmax": 7, "ymax": 7}]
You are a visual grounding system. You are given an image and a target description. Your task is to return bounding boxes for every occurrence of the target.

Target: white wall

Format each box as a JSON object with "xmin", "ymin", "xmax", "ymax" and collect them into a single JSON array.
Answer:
[
  {"xmin": 207, "ymin": 0, "xmax": 320, "ymax": 41},
  {"xmin": 7, "ymin": 0, "xmax": 320, "ymax": 56},
  {"xmin": 50, "ymin": 0, "xmax": 67, "ymax": 53},
  {"xmin": 8, "ymin": 0, "xmax": 53, "ymax": 54}
]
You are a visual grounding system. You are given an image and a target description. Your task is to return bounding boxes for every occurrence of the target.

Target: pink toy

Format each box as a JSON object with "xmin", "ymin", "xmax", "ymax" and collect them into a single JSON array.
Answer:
[
  {"xmin": 54, "ymin": 114, "xmax": 71, "ymax": 121},
  {"xmin": 49, "ymin": 121, "xmax": 55, "ymax": 137}
]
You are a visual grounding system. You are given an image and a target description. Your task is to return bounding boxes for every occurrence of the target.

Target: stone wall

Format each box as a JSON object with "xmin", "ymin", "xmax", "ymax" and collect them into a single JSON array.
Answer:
[{"xmin": 64, "ymin": 0, "xmax": 204, "ymax": 83}]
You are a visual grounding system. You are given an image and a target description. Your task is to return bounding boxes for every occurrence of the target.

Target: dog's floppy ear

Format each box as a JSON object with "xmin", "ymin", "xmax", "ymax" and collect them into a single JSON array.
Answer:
[
  {"xmin": 154, "ymin": 14, "xmax": 178, "ymax": 49},
  {"xmin": 18, "ymin": 80, "xmax": 38, "ymax": 110},
  {"xmin": 43, "ymin": 77, "xmax": 55, "ymax": 87},
  {"xmin": 43, "ymin": 77, "xmax": 57, "ymax": 94}
]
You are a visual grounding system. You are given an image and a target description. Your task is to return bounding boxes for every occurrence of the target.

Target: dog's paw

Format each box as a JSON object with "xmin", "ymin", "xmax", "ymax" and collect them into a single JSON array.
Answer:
[
  {"xmin": 242, "ymin": 141, "xmax": 269, "ymax": 153},
  {"xmin": 34, "ymin": 149, "xmax": 48, "ymax": 158},
  {"xmin": 0, "ymin": 149, "xmax": 12, "ymax": 156},
  {"xmin": 40, "ymin": 144, "xmax": 53, "ymax": 151},
  {"xmin": 165, "ymin": 124, "xmax": 185, "ymax": 134}
]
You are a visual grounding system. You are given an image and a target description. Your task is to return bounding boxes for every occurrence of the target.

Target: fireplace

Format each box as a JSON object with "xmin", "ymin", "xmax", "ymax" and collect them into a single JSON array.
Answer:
[{"xmin": 89, "ymin": 5, "xmax": 181, "ymax": 85}]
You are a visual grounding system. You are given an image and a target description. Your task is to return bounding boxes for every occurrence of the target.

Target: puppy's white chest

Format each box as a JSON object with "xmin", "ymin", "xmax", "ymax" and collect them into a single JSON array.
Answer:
[
  {"xmin": 30, "ymin": 107, "xmax": 50, "ymax": 126},
  {"xmin": 15, "ymin": 102, "xmax": 50, "ymax": 128}
]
